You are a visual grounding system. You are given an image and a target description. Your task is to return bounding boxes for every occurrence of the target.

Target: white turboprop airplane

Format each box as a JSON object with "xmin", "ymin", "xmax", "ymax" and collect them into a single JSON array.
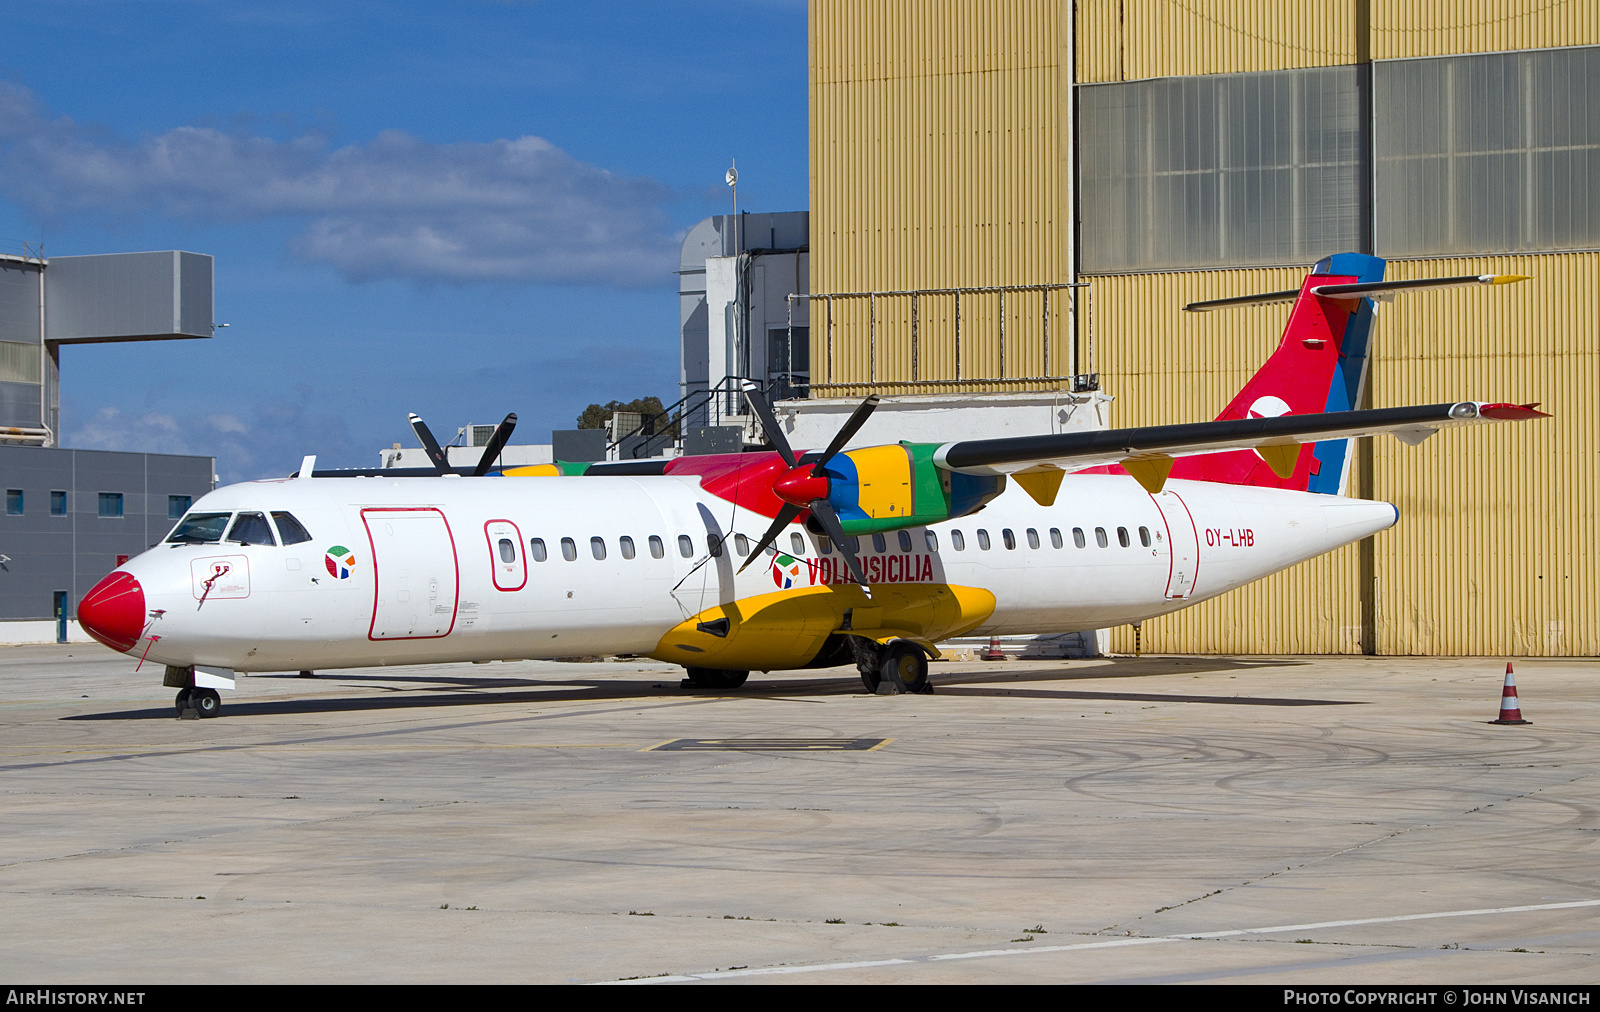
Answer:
[{"xmin": 76, "ymin": 254, "xmax": 1545, "ymax": 716}]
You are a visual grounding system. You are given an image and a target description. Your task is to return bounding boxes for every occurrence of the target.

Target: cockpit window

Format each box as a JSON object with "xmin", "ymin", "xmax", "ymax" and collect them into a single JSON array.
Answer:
[
  {"xmin": 166, "ymin": 512, "xmax": 232, "ymax": 545},
  {"xmin": 271, "ymin": 512, "xmax": 314, "ymax": 545},
  {"xmin": 227, "ymin": 512, "xmax": 278, "ymax": 546}
]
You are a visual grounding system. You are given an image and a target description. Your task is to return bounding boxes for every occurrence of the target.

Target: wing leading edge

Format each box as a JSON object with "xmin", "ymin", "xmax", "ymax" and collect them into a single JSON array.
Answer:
[{"xmin": 933, "ymin": 401, "xmax": 1549, "ymax": 496}]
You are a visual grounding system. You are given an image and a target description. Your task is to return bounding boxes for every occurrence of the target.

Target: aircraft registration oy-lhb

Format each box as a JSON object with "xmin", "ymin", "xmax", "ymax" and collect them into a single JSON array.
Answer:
[{"xmin": 77, "ymin": 254, "xmax": 1546, "ymax": 716}]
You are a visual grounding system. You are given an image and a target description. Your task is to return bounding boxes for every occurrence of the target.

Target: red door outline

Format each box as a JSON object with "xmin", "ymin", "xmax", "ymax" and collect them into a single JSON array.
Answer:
[
  {"xmin": 362, "ymin": 507, "xmax": 460, "ymax": 640},
  {"xmin": 484, "ymin": 519, "xmax": 527, "ymax": 591},
  {"xmin": 1150, "ymin": 490, "xmax": 1201, "ymax": 600}
]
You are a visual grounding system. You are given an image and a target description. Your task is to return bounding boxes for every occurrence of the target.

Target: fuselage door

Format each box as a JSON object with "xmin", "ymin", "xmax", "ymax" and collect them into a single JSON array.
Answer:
[
  {"xmin": 363, "ymin": 507, "xmax": 459, "ymax": 639},
  {"xmin": 1151, "ymin": 490, "xmax": 1200, "ymax": 599},
  {"xmin": 485, "ymin": 519, "xmax": 526, "ymax": 591}
]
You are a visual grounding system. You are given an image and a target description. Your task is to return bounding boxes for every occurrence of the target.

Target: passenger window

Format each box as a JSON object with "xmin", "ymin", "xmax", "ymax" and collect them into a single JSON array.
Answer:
[
  {"xmin": 271, "ymin": 512, "xmax": 314, "ymax": 545},
  {"xmin": 1073, "ymin": 527, "xmax": 1086, "ymax": 549},
  {"xmin": 649, "ymin": 535, "xmax": 664, "ymax": 559},
  {"xmin": 1026, "ymin": 528, "xmax": 1040, "ymax": 549},
  {"xmin": 872, "ymin": 533, "xmax": 886, "ymax": 553},
  {"xmin": 790, "ymin": 533, "xmax": 806, "ymax": 555},
  {"xmin": 498, "ymin": 538, "xmax": 516, "ymax": 563},
  {"xmin": 530, "ymin": 538, "xmax": 548, "ymax": 562},
  {"xmin": 678, "ymin": 534, "xmax": 693, "ymax": 558},
  {"xmin": 708, "ymin": 534, "xmax": 724, "ymax": 558},
  {"xmin": 619, "ymin": 536, "xmax": 636, "ymax": 560},
  {"xmin": 898, "ymin": 530, "xmax": 913, "ymax": 552},
  {"xmin": 818, "ymin": 536, "xmax": 833, "ymax": 555},
  {"xmin": 734, "ymin": 534, "xmax": 750, "ymax": 556},
  {"xmin": 952, "ymin": 530, "xmax": 966, "ymax": 551},
  {"xmin": 167, "ymin": 512, "xmax": 231, "ymax": 545},
  {"xmin": 766, "ymin": 542, "xmax": 777, "ymax": 556},
  {"xmin": 1139, "ymin": 526, "xmax": 1151, "ymax": 548},
  {"xmin": 227, "ymin": 512, "xmax": 277, "ymax": 546},
  {"xmin": 977, "ymin": 530, "xmax": 991, "ymax": 551},
  {"xmin": 591, "ymin": 536, "xmax": 607, "ymax": 560},
  {"xmin": 1049, "ymin": 528, "xmax": 1063, "ymax": 549},
  {"xmin": 1118, "ymin": 527, "xmax": 1130, "ymax": 548},
  {"xmin": 1001, "ymin": 529, "xmax": 1016, "ymax": 550},
  {"xmin": 561, "ymin": 537, "xmax": 577, "ymax": 561},
  {"xmin": 1095, "ymin": 527, "xmax": 1109, "ymax": 548},
  {"xmin": 846, "ymin": 536, "xmax": 861, "ymax": 554},
  {"xmin": 924, "ymin": 530, "xmax": 939, "ymax": 552}
]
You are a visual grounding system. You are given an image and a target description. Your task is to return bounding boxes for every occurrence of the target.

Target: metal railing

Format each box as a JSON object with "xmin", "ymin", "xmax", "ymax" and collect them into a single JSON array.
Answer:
[
  {"xmin": 606, "ymin": 374, "xmax": 772, "ymax": 458},
  {"xmin": 785, "ymin": 281, "xmax": 1095, "ymax": 392}
]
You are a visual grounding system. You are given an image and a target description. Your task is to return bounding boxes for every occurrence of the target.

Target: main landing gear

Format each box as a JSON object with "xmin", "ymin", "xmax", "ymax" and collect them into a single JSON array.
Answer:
[
  {"xmin": 167, "ymin": 665, "xmax": 221, "ymax": 718},
  {"xmin": 681, "ymin": 667, "xmax": 750, "ymax": 690},
  {"xmin": 853, "ymin": 638, "xmax": 932, "ymax": 695}
]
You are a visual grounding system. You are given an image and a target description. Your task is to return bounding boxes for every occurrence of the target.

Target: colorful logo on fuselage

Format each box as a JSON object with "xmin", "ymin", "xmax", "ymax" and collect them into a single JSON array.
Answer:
[
  {"xmin": 325, "ymin": 546, "xmax": 356, "ymax": 579},
  {"xmin": 771, "ymin": 553, "xmax": 804, "ymax": 589}
]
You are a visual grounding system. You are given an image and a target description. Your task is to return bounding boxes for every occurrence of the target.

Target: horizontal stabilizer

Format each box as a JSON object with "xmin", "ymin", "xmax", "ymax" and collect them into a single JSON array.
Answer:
[
  {"xmin": 1185, "ymin": 273, "xmax": 1529, "ymax": 312},
  {"xmin": 1311, "ymin": 274, "xmax": 1530, "ymax": 300},
  {"xmin": 934, "ymin": 402, "xmax": 1549, "ymax": 482},
  {"xmin": 1182, "ymin": 289, "xmax": 1301, "ymax": 313}
]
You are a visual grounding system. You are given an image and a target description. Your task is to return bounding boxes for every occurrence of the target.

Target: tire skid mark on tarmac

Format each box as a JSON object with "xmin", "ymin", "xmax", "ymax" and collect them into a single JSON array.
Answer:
[{"xmin": 0, "ymin": 695, "xmax": 734, "ymax": 774}]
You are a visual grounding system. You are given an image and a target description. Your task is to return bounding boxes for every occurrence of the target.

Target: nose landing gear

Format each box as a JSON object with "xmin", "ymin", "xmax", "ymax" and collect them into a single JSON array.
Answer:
[{"xmin": 167, "ymin": 666, "xmax": 222, "ymax": 718}]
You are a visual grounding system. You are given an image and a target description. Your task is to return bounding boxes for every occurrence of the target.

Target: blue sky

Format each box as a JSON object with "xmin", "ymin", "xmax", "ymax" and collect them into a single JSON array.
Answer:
[{"xmin": 0, "ymin": 1, "xmax": 808, "ymax": 481}]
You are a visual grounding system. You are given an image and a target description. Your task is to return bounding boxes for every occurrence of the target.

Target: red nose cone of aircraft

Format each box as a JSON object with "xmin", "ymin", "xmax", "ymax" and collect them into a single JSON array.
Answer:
[
  {"xmin": 772, "ymin": 466, "xmax": 830, "ymax": 507},
  {"xmin": 78, "ymin": 571, "xmax": 145, "ymax": 653}
]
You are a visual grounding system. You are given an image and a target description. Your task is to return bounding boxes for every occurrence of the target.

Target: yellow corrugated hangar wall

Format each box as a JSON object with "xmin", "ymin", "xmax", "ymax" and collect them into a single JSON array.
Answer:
[
  {"xmin": 810, "ymin": 1, "xmax": 1600, "ymax": 655},
  {"xmin": 808, "ymin": 1, "xmax": 1075, "ymax": 399}
]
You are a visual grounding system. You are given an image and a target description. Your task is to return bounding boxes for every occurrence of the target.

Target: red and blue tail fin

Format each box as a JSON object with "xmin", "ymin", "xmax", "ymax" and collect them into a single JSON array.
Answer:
[{"xmin": 1168, "ymin": 252, "xmax": 1385, "ymax": 494}]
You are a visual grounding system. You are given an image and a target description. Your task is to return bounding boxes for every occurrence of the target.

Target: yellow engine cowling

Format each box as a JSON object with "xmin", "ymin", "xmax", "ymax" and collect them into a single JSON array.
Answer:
[{"xmin": 648, "ymin": 582, "xmax": 996, "ymax": 671}]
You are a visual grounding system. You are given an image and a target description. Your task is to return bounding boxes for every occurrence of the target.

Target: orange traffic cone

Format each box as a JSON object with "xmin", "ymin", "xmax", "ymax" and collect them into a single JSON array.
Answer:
[
  {"xmin": 1490, "ymin": 662, "xmax": 1531, "ymax": 725},
  {"xmin": 982, "ymin": 636, "xmax": 1006, "ymax": 661}
]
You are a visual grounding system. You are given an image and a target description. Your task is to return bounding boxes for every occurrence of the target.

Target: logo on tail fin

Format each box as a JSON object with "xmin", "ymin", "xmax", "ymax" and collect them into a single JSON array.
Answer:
[{"xmin": 1247, "ymin": 396, "xmax": 1293, "ymax": 464}]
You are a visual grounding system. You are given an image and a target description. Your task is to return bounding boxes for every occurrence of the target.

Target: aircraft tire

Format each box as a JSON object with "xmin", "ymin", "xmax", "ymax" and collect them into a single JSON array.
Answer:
[
  {"xmin": 173, "ymin": 688, "xmax": 192, "ymax": 716},
  {"xmin": 192, "ymin": 688, "xmax": 221, "ymax": 718},
  {"xmin": 879, "ymin": 641, "xmax": 930, "ymax": 694}
]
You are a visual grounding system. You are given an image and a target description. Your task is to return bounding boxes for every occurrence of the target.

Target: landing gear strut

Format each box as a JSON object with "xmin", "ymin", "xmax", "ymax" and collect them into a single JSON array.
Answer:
[
  {"xmin": 681, "ymin": 667, "xmax": 750, "ymax": 690},
  {"xmin": 167, "ymin": 665, "xmax": 221, "ymax": 718}
]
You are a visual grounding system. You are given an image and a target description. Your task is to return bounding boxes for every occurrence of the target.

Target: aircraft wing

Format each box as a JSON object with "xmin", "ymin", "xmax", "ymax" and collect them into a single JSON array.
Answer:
[{"xmin": 932, "ymin": 401, "xmax": 1548, "ymax": 490}]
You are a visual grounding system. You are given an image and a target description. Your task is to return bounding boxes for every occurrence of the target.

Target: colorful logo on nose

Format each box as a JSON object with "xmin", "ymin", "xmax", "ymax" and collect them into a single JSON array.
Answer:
[
  {"xmin": 771, "ymin": 553, "xmax": 803, "ymax": 589},
  {"xmin": 325, "ymin": 546, "xmax": 356, "ymax": 579}
]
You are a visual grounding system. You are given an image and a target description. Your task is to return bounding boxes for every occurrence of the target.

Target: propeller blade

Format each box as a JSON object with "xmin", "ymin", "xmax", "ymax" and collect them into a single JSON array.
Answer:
[
  {"xmin": 744, "ymin": 388, "xmax": 797, "ymax": 467},
  {"xmin": 472, "ymin": 412, "xmax": 518, "ymax": 476},
  {"xmin": 737, "ymin": 503, "xmax": 804, "ymax": 574},
  {"xmin": 816, "ymin": 395, "xmax": 880, "ymax": 467},
  {"xmin": 408, "ymin": 413, "xmax": 450, "ymax": 475},
  {"xmin": 809, "ymin": 499, "xmax": 869, "ymax": 590}
]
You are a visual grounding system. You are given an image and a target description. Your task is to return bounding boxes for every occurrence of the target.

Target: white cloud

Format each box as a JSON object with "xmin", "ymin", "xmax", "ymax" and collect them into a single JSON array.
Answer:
[
  {"xmin": 0, "ymin": 83, "xmax": 679, "ymax": 287},
  {"xmin": 70, "ymin": 404, "xmax": 362, "ymax": 485}
]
